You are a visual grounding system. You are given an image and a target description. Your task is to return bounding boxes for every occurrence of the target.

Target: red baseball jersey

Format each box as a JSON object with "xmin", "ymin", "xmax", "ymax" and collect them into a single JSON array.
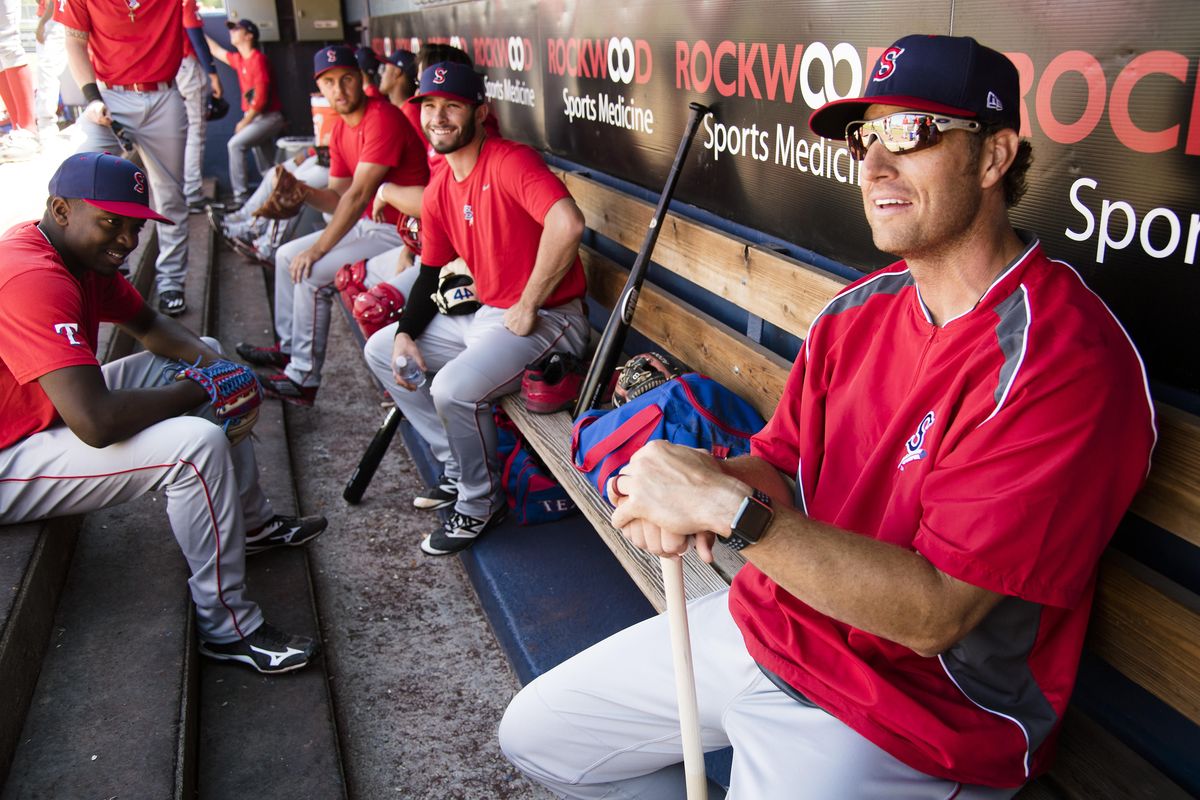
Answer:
[
  {"xmin": 227, "ymin": 49, "xmax": 281, "ymax": 113},
  {"xmin": 328, "ymin": 98, "xmax": 428, "ymax": 225},
  {"xmin": 736, "ymin": 238, "xmax": 1155, "ymax": 788},
  {"xmin": 56, "ymin": 0, "xmax": 183, "ymax": 84},
  {"xmin": 180, "ymin": 0, "xmax": 201, "ymax": 60},
  {"xmin": 419, "ymin": 137, "xmax": 586, "ymax": 310},
  {"xmin": 0, "ymin": 223, "xmax": 144, "ymax": 450}
]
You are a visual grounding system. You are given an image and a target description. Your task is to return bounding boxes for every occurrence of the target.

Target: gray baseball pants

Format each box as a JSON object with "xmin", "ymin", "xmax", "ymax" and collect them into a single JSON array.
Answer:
[
  {"xmin": 500, "ymin": 588, "xmax": 1019, "ymax": 800},
  {"xmin": 175, "ymin": 54, "xmax": 207, "ymax": 204},
  {"xmin": 274, "ymin": 219, "xmax": 402, "ymax": 388},
  {"xmin": 363, "ymin": 297, "xmax": 588, "ymax": 519},
  {"xmin": 78, "ymin": 85, "xmax": 189, "ymax": 295},
  {"xmin": 227, "ymin": 109, "xmax": 285, "ymax": 199},
  {"xmin": 0, "ymin": 340, "xmax": 269, "ymax": 643}
]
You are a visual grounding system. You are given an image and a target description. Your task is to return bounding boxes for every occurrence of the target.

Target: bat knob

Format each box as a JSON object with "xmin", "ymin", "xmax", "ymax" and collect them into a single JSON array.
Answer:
[{"xmin": 688, "ymin": 102, "xmax": 711, "ymax": 115}]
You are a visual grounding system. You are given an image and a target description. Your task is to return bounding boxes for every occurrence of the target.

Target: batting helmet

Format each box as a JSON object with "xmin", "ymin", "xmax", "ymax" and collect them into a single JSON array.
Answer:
[{"xmin": 206, "ymin": 95, "xmax": 230, "ymax": 121}]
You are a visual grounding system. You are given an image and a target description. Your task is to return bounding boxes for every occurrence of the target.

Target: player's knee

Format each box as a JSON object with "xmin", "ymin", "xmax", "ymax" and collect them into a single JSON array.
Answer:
[
  {"xmin": 498, "ymin": 685, "xmax": 552, "ymax": 774},
  {"xmin": 362, "ymin": 326, "xmax": 395, "ymax": 378}
]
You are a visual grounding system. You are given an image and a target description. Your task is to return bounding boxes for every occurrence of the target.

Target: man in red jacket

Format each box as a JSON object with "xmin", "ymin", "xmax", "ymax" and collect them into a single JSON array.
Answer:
[{"xmin": 501, "ymin": 34, "xmax": 1156, "ymax": 798}]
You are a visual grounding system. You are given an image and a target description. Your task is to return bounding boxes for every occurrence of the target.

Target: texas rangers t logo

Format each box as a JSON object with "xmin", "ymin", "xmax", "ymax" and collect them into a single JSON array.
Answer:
[
  {"xmin": 54, "ymin": 322, "xmax": 82, "ymax": 345},
  {"xmin": 873, "ymin": 47, "xmax": 905, "ymax": 82},
  {"xmin": 898, "ymin": 410, "xmax": 935, "ymax": 471}
]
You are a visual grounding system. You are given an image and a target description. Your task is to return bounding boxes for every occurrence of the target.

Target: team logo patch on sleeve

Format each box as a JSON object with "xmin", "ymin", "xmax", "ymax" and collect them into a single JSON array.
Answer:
[
  {"xmin": 54, "ymin": 322, "xmax": 82, "ymax": 345},
  {"xmin": 898, "ymin": 410, "xmax": 935, "ymax": 471}
]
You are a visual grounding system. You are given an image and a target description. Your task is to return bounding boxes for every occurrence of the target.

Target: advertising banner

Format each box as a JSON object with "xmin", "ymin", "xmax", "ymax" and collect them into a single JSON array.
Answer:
[{"xmin": 371, "ymin": 0, "xmax": 1200, "ymax": 393}]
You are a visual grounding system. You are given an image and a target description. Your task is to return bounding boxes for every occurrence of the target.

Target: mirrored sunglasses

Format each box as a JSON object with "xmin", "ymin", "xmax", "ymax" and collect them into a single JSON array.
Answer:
[{"xmin": 845, "ymin": 113, "xmax": 982, "ymax": 161}]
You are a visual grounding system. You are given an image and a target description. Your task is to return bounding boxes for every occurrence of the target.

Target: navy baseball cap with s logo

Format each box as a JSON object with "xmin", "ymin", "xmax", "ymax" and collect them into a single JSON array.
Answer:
[
  {"xmin": 809, "ymin": 34, "xmax": 1021, "ymax": 140},
  {"xmin": 48, "ymin": 152, "xmax": 172, "ymax": 223},
  {"xmin": 313, "ymin": 45, "xmax": 359, "ymax": 78},
  {"xmin": 409, "ymin": 61, "xmax": 487, "ymax": 105}
]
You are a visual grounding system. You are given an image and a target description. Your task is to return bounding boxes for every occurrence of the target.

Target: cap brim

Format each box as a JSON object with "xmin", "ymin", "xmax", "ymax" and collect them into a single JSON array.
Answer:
[
  {"xmin": 808, "ymin": 95, "xmax": 977, "ymax": 140},
  {"xmin": 408, "ymin": 89, "xmax": 475, "ymax": 105},
  {"xmin": 314, "ymin": 64, "xmax": 356, "ymax": 79},
  {"xmin": 225, "ymin": 21, "xmax": 238, "ymax": 28},
  {"xmin": 85, "ymin": 198, "xmax": 174, "ymax": 224}
]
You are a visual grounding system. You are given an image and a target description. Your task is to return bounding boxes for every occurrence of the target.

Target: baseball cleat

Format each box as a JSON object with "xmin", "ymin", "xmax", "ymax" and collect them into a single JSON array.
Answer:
[
  {"xmin": 198, "ymin": 622, "xmax": 318, "ymax": 674},
  {"xmin": 256, "ymin": 370, "xmax": 318, "ymax": 407},
  {"xmin": 245, "ymin": 514, "xmax": 328, "ymax": 555},
  {"xmin": 521, "ymin": 351, "xmax": 587, "ymax": 414},
  {"xmin": 420, "ymin": 507, "xmax": 507, "ymax": 556},
  {"xmin": 158, "ymin": 290, "xmax": 187, "ymax": 316},
  {"xmin": 413, "ymin": 474, "xmax": 458, "ymax": 510},
  {"xmin": 235, "ymin": 341, "xmax": 290, "ymax": 369}
]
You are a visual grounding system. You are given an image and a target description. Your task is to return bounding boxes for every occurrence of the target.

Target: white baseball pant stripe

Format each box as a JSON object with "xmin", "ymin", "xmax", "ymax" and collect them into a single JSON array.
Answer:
[
  {"xmin": 175, "ymin": 55, "xmax": 207, "ymax": 203},
  {"xmin": 500, "ymin": 588, "xmax": 1020, "ymax": 800},
  {"xmin": 0, "ymin": 0, "xmax": 27, "ymax": 69},
  {"xmin": 79, "ymin": 87, "xmax": 189, "ymax": 295},
  {"xmin": 226, "ymin": 109, "xmax": 285, "ymax": 199},
  {"xmin": 364, "ymin": 299, "xmax": 588, "ymax": 519},
  {"xmin": 273, "ymin": 219, "xmax": 401, "ymax": 388},
  {"xmin": 0, "ymin": 343, "xmax": 271, "ymax": 643}
]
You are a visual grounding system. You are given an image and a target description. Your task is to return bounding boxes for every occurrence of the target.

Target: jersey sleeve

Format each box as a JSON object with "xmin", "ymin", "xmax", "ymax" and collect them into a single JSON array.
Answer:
[
  {"xmin": 749, "ymin": 347, "xmax": 808, "ymax": 476},
  {"xmin": 494, "ymin": 144, "xmax": 571, "ymax": 223},
  {"xmin": 914, "ymin": 346, "xmax": 1154, "ymax": 609},
  {"xmin": 417, "ymin": 181, "xmax": 456, "ymax": 268},
  {"xmin": 182, "ymin": 0, "xmax": 202, "ymax": 28},
  {"xmin": 357, "ymin": 104, "xmax": 408, "ymax": 167},
  {"xmin": 328, "ymin": 119, "xmax": 351, "ymax": 178},
  {"xmin": 0, "ymin": 272, "xmax": 99, "ymax": 384},
  {"xmin": 54, "ymin": 0, "xmax": 91, "ymax": 31}
]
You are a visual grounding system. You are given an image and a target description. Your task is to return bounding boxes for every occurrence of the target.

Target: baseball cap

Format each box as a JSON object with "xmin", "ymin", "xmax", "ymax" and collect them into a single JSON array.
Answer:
[
  {"xmin": 355, "ymin": 46, "xmax": 382, "ymax": 75},
  {"xmin": 314, "ymin": 45, "xmax": 358, "ymax": 79},
  {"xmin": 409, "ymin": 61, "xmax": 486, "ymax": 105},
  {"xmin": 384, "ymin": 48, "xmax": 418, "ymax": 80},
  {"xmin": 48, "ymin": 152, "xmax": 173, "ymax": 224},
  {"xmin": 808, "ymin": 35, "xmax": 1020, "ymax": 141},
  {"xmin": 225, "ymin": 18, "xmax": 259, "ymax": 40}
]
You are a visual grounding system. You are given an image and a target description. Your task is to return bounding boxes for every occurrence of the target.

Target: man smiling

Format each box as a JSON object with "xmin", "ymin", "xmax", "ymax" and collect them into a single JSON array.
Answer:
[
  {"xmin": 0, "ymin": 152, "xmax": 326, "ymax": 675},
  {"xmin": 363, "ymin": 61, "xmax": 588, "ymax": 555},
  {"xmin": 501, "ymin": 35, "xmax": 1156, "ymax": 797}
]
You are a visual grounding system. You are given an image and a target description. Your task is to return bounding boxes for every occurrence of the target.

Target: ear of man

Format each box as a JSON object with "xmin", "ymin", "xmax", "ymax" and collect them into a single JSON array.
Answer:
[{"xmin": 977, "ymin": 128, "xmax": 1020, "ymax": 194}]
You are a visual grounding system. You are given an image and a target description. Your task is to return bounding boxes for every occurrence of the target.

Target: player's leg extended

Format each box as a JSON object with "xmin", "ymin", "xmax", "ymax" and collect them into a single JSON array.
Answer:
[
  {"xmin": 283, "ymin": 220, "xmax": 402, "ymax": 388},
  {"xmin": 500, "ymin": 588, "xmax": 743, "ymax": 799},
  {"xmin": 430, "ymin": 301, "xmax": 589, "ymax": 518},
  {"xmin": 33, "ymin": 20, "xmax": 65, "ymax": 137}
]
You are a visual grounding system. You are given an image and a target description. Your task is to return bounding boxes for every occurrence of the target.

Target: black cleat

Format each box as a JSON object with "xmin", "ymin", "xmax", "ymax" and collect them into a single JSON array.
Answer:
[
  {"xmin": 245, "ymin": 514, "xmax": 327, "ymax": 555},
  {"xmin": 199, "ymin": 622, "xmax": 317, "ymax": 674}
]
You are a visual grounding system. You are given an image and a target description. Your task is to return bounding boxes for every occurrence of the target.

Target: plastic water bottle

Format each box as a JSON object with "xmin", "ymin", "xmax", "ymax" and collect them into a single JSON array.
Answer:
[{"xmin": 393, "ymin": 355, "xmax": 426, "ymax": 389}]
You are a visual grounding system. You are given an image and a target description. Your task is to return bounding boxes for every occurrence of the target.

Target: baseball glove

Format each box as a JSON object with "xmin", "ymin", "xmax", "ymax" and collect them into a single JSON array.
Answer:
[
  {"xmin": 172, "ymin": 358, "xmax": 264, "ymax": 445},
  {"xmin": 612, "ymin": 351, "xmax": 689, "ymax": 407},
  {"xmin": 251, "ymin": 165, "xmax": 311, "ymax": 220},
  {"xmin": 432, "ymin": 270, "xmax": 481, "ymax": 316}
]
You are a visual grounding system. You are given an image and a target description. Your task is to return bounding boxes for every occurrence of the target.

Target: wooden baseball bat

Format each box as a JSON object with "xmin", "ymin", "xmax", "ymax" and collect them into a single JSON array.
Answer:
[
  {"xmin": 572, "ymin": 102, "xmax": 711, "ymax": 418},
  {"xmin": 661, "ymin": 555, "xmax": 708, "ymax": 799},
  {"xmin": 342, "ymin": 404, "xmax": 402, "ymax": 504}
]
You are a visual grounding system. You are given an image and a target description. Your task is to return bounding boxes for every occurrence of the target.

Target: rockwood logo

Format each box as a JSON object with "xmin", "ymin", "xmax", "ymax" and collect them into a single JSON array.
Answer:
[
  {"xmin": 675, "ymin": 38, "xmax": 860, "ymax": 107},
  {"xmin": 546, "ymin": 36, "xmax": 652, "ymax": 84},
  {"xmin": 474, "ymin": 36, "xmax": 533, "ymax": 72}
]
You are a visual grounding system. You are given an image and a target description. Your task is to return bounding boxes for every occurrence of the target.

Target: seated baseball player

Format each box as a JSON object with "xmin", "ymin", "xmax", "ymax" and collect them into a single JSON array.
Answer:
[
  {"xmin": 500, "ymin": 35, "xmax": 1156, "ymax": 797},
  {"xmin": 234, "ymin": 45, "xmax": 429, "ymax": 407},
  {"xmin": 0, "ymin": 153, "xmax": 327, "ymax": 674},
  {"xmin": 363, "ymin": 62, "xmax": 589, "ymax": 556}
]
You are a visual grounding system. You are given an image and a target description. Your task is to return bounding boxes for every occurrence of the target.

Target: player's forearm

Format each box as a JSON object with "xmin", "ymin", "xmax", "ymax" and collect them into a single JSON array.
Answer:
[
  {"xmin": 741, "ymin": 507, "xmax": 1003, "ymax": 656},
  {"xmin": 39, "ymin": 4, "xmax": 53, "ymax": 24},
  {"xmin": 205, "ymin": 35, "xmax": 230, "ymax": 65},
  {"xmin": 64, "ymin": 32, "xmax": 96, "ymax": 87},
  {"xmin": 86, "ymin": 383, "xmax": 210, "ymax": 446},
  {"xmin": 126, "ymin": 312, "xmax": 222, "ymax": 366},
  {"xmin": 313, "ymin": 185, "xmax": 372, "ymax": 255},
  {"xmin": 377, "ymin": 183, "xmax": 424, "ymax": 217},
  {"xmin": 516, "ymin": 199, "xmax": 585, "ymax": 310},
  {"xmin": 302, "ymin": 186, "xmax": 343, "ymax": 214}
]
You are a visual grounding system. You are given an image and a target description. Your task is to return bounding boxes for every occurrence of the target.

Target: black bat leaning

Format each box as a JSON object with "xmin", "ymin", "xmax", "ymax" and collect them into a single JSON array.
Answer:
[
  {"xmin": 572, "ymin": 102, "xmax": 712, "ymax": 418},
  {"xmin": 342, "ymin": 404, "xmax": 402, "ymax": 504}
]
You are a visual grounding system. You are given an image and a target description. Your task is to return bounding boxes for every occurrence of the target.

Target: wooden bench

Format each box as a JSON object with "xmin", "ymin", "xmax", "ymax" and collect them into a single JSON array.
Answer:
[{"xmin": 500, "ymin": 167, "xmax": 1200, "ymax": 798}]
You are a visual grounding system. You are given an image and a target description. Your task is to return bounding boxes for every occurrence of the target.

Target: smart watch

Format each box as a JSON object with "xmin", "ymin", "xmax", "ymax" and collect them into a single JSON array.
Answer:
[{"xmin": 720, "ymin": 489, "xmax": 774, "ymax": 551}]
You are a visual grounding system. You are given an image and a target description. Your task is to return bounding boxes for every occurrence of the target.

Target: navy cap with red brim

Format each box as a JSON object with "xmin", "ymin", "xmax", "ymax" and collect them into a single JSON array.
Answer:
[{"xmin": 48, "ymin": 152, "xmax": 173, "ymax": 224}]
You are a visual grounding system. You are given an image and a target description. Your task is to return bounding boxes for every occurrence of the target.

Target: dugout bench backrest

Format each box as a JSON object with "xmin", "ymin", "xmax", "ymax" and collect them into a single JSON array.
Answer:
[{"xmin": 498, "ymin": 167, "xmax": 1200, "ymax": 799}]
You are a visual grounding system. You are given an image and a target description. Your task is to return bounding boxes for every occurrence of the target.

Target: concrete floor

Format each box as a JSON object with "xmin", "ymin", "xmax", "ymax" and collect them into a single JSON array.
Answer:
[{"xmin": 249, "ymin": 272, "xmax": 555, "ymax": 799}]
